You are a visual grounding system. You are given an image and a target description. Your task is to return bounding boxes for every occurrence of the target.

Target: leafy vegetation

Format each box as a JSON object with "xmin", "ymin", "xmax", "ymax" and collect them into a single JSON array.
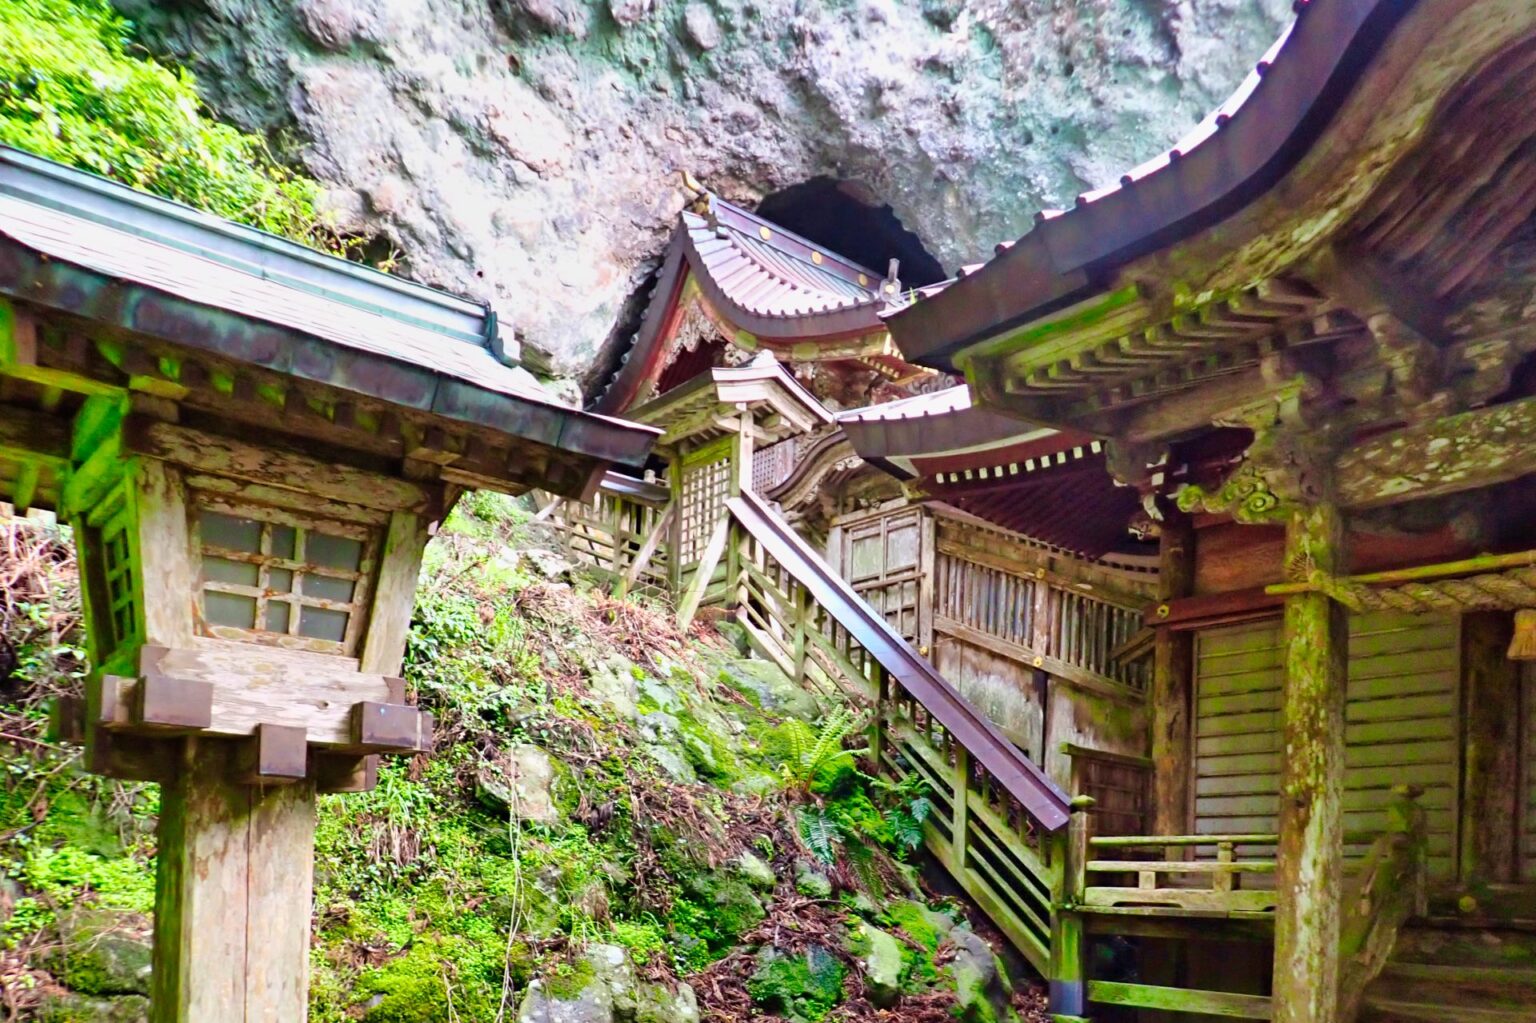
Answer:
[
  {"xmin": 0, "ymin": 0, "xmax": 336, "ymax": 247},
  {"xmin": 0, "ymin": 498, "xmax": 1025, "ymax": 1021}
]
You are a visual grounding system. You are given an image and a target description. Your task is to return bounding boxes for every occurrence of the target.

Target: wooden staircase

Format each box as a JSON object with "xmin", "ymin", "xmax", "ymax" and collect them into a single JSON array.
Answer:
[{"xmin": 1358, "ymin": 927, "xmax": 1536, "ymax": 1022}]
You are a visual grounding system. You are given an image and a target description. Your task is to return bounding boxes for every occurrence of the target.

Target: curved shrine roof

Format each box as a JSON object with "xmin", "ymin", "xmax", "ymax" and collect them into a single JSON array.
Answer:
[
  {"xmin": 885, "ymin": 0, "xmax": 1413, "ymax": 368},
  {"xmin": 593, "ymin": 194, "xmax": 921, "ymax": 413}
]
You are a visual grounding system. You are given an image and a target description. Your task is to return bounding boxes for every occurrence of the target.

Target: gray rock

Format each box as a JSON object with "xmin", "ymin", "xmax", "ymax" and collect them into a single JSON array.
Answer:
[
  {"xmin": 683, "ymin": 4, "xmax": 723, "ymax": 50},
  {"xmin": 735, "ymin": 850, "xmax": 777, "ymax": 890},
  {"xmin": 717, "ymin": 659, "xmax": 820, "ymax": 720},
  {"xmin": 794, "ymin": 860, "xmax": 833, "ymax": 899},
  {"xmin": 477, "ymin": 744, "xmax": 558, "ymax": 822},
  {"xmin": 635, "ymin": 981, "xmax": 699, "ymax": 1023},
  {"xmin": 46, "ymin": 908, "xmax": 153, "ymax": 997},
  {"xmin": 855, "ymin": 921, "xmax": 904, "ymax": 1007},
  {"xmin": 122, "ymin": 0, "xmax": 1291, "ymax": 383},
  {"xmin": 948, "ymin": 927, "xmax": 1015, "ymax": 1023},
  {"xmin": 35, "ymin": 992, "xmax": 149, "ymax": 1023}
]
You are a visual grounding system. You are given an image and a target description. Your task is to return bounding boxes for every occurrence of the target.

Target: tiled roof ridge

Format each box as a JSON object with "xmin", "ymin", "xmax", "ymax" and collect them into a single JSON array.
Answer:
[
  {"xmin": 693, "ymin": 214, "xmax": 878, "ymax": 319},
  {"xmin": 702, "ymin": 192, "xmax": 885, "ymax": 289}
]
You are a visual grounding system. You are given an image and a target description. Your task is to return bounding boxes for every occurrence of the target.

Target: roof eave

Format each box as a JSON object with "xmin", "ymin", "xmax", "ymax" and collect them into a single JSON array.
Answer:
[
  {"xmin": 886, "ymin": 0, "xmax": 1414, "ymax": 371},
  {"xmin": 0, "ymin": 239, "xmax": 658, "ymax": 471}
]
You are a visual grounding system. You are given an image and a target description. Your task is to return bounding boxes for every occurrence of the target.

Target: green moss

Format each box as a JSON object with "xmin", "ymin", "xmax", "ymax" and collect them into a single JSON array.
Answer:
[
  {"xmin": 357, "ymin": 940, "xmax": 498, "ymax": 1023},
  {"xmin": 885, "ymin": 900, "xmax": 946, "ymax": 952},
  {"xmin": 746, "ymin": 946, "xmax": 846, "ymax": 1021},
  {"xmin": 540, "ymin": 957, "xmax": 596, "ymax": 1000},
  {"xmin": 0, "ymin": 0, "xmax": 332, "ymax": 245},
  {"xmin": 608, "ymin": 918, "xmax": 668, "ymax": 966}
]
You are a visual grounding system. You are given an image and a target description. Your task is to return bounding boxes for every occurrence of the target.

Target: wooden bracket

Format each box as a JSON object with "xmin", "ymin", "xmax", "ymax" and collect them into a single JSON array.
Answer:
[
  {"xmin": 235, "ymin": 724, "xmax": 309, "ymax": 785},
  {"xmin": 348, "ymin": 702, "xmax": 433, "ymax": 753},
  {"xmin": 134, "ymin": 674, "xmax": 214, "ymax": 732}
]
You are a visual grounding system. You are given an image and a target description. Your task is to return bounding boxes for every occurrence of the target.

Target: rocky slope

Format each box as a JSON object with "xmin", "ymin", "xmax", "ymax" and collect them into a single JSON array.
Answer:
[
  {"xmin": 0, "ymin": 499, "xmax": 1044, "ymax": 1022},
  {"xmin": 114, "ymin": 0, "xmax": 1291, "ymax": 381}
]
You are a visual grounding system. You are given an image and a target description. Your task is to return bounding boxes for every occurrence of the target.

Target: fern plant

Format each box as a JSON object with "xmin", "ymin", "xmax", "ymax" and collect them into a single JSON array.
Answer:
[{"xmin": 773, "ymin": 706, "xmax": 865, "ymax": 798}]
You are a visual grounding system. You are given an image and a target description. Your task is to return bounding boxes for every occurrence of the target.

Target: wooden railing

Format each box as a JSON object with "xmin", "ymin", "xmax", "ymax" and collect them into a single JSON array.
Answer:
[
  {"xmin": 554, "ymin": 488, "xmax": 671, "ymax": 597},
  {"xmin": 933, "ymin": 548, "xmax": 1150, "ymax": 699},
  {"xmin": 1080, "ymin": 833, "xmax": 1280, "ymax": 916},
  {"xmin": 725, "ymin": 490, "xmax": 1070, "ymax": 973}
]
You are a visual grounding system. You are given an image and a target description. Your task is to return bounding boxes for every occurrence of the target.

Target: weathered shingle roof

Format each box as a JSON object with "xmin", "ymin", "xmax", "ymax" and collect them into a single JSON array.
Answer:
[
  {"xmin": 0, "ymin": 146, "xmax": 656, "ymax": 468},
  {"xmin": 592, "ymin": 194, "xmax": 917, "ymax": 413}
]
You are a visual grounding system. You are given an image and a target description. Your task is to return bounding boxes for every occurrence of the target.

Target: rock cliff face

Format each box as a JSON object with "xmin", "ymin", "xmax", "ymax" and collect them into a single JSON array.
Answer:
[{"xmin": 117, "ymin": 0, "xmax": 1290, "ymax": 382}]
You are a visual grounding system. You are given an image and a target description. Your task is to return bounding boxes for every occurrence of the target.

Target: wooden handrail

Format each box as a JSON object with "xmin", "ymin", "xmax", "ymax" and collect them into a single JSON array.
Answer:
[{"xmin": 727, "ymin": 489, "xmax": 1072, "ymax": 833}]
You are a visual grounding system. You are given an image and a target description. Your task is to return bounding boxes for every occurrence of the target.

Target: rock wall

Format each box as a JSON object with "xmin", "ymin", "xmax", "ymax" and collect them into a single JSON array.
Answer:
[{"xmin": 117, "ymin": 0, "xmax": 1291, "ymax": 382}]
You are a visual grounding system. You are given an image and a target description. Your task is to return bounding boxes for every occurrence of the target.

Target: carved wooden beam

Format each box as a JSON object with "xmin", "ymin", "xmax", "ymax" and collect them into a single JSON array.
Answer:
[{"xmin": 1335, "ymin": 394, "xmax": 1536, "ymax": 509}]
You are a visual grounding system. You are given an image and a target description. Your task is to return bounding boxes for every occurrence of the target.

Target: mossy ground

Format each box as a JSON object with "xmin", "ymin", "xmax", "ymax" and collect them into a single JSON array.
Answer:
[{"xmin": 0, "ymin": 499, "xmax": 1042, "ymax": 1021}]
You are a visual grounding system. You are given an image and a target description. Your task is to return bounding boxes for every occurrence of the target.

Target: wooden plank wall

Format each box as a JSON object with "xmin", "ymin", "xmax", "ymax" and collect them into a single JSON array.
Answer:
[
  {"xmin": 1194, "ymin": 612, "xmax": 1460, "ymax": 876},
  {"xmin": 847, "ymin": 506, "xmax": 1157, "ymax": 787},
  {"xmin": 1522, "ymin": 663, "xmax": 1536, "ymax": 882}
]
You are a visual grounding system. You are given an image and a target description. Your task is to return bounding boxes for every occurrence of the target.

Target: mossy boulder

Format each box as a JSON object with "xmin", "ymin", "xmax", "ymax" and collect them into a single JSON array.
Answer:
[
  {"xmin": 45, "ymin": 908, "xmax": 152, "ymax": 997},
  {"xmin": 34, "ymin": 992, "xmax": 149, "ymax": 1023},
  {"xmin": 746, "ymin": 945, "xmax": 846, "ymax": 1021},
  {"xmin": 884, "ymin": 899, "xmax": 955, "ymax": 953},
  {"xmin": 684, "ymin": 872, "xmax": 766, "ymax": 946},
  {"xmin": 734, "ymin": 851, "xmax": 777, "ymax": 891},
  {"xmin": 634, "ymin": 981, "xmax": 700, "ymax": 1023},
  {"xmin": 850, "ymin": 921, "xmax": 904, "ymax": 1006},
  {"xmin": 947, "ymin": 928, "xmax": 1017, "ymax": 1023},
  {"xmin": 717, "ymin": 659, "xmax": 820, "ymax": 719},
  {"xmin": 794, "ymin": 861, "xmax": 832, "ymax": 899}
]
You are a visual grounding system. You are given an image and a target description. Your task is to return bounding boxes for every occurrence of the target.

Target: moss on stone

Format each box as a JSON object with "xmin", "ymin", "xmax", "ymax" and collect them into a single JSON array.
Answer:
[{"xmin": 746, "ymin": 945, "xmax": 846, "ymax": 1021}]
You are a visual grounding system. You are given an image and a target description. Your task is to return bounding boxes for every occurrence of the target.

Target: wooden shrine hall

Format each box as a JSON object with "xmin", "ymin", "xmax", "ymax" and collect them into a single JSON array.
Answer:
[
  {"xmin": 885, "ymin": 0, "xmax": 1536, "ymax": 1018},
  {"xmin": 0, "ymin": 145, "xmax": 658, "ymax": 1021},
  {"xmin": 551, "ymin": 0, "xmax": 1536, "ymax": 1021}
]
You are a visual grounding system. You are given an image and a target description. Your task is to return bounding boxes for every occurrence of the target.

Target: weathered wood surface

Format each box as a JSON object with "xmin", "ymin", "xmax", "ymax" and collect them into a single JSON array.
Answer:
[
  {"xmin": 1274, "ymin": 501, "xmax": 1348, "ymax": 1023},
  {"xmin": 98, "ymin": 641, "xmax": 402, "ymax": 746},
  {"xmin": 359, "ymin": 510, "xmax": 429, "ymax": 678},
  {"xmin": 1334, "ymin": 394, "xmax": 1536, "ymax": 509},
  {"xmin": 152, "ymin": 739, "xmax": 316, "ymax": 1023},
  {"xmin": 1336, "ymin": 786, "xmax": 1427, "ymax": 1023},
  {"xmin": 1152, "ymin": 512, "xmax": 1195, "ymax": 839},
  {"xmin": 1460, "ymin": 612, "xmax": 1519, "ymax": 883},
  {"xmin": 1085, "ymin": 980, "xmax": 1272, "ymax": 1019},
  {"xmin": 126, "ymin": 418, "xmax": 430, "ymax": 513}
]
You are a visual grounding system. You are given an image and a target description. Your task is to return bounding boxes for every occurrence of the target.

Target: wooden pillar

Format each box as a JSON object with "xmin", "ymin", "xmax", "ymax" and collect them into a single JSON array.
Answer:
[
  {"xmin": 951, "ymin": 746, "xmax": 971, "ymax": 868},
  {"xmin": 151, "ymin": 740, "xmax": 315, "ymax": 1023},
  {"xmin": 1460, "ymin": 611, "xmax": 1519, "ymax": 883},
  {"xmin": 1273, "ymin": 501, "xmax": 1348, "ymax": 1023},
  {"xmin": 1150, "ymin": 512, "xmax": 1194, "ymax": 837},
  {"xmin": 1049, "ymin": 796, "xmax": 1094, "ymax": 1023}
]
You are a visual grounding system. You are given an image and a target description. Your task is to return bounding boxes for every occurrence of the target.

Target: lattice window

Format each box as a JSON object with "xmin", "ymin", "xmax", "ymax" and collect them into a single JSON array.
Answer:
[
  {"xmin": 192, "ymin": 496, "xmax": 377, "ymax": 655},
  {"xmin": 87, "ymin": 483, "xmax": 140, "ymax": 660},
  {"xmin": 678, "ymin": 455, "xmax": 730, "ymax": 565}
]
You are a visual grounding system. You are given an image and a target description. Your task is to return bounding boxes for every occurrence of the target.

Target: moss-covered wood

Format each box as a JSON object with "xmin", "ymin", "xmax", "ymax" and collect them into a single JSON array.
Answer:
[{"xmin": 1273, "ymin": 501, "xmax": 1347, "ymax": 1023}]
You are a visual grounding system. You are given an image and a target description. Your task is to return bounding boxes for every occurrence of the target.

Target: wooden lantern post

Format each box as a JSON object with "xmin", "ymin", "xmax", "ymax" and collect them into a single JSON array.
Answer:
[{"xmin": 0, "ymin": 148, "xmax": 657, "ymax": 1023}]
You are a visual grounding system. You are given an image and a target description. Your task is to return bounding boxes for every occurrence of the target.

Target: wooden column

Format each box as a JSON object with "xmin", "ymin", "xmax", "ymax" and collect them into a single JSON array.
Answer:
[
  {"xmin": 152, "ymin": 740, "xmax": 315, "ymax": 1023},
  {"xmin": 1150, "ymin": 512, "xmax": 1194, "ymax": 837},
  {"xmin": 1049, "ymin": 796, "xmax": 1094, "ymax": 1023},
  {"xmin": 1273, "ymin": 501, "xmax": 1348, "ymax": 1023},
  {"xmin": 1460, "ymin": 611, "xmax": 1519, "ymax": 883}
]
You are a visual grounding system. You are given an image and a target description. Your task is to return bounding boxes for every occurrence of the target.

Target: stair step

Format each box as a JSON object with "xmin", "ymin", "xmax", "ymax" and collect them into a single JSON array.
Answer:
[
  {"xmin": 1372, "ymin": 961, "xmax": 1536, "ymax": 1010},
  {"xmin": 1391, "ymin": 926, "xmax": 1536, "ymax": 970},
  {"xmin": 1360, "ymin": 996, "xmax": 1536, "ymax": 1023}
]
